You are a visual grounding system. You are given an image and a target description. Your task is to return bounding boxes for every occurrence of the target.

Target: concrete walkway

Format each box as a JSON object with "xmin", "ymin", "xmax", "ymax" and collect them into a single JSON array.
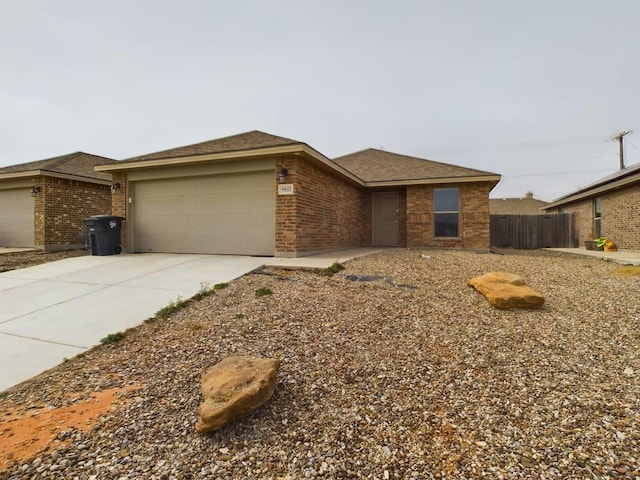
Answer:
[
  {"xmin": 265, "ymin": 248, "xmax": 384, "ymax": 269},
  {"xmin": 0, "ymin": 248, "xmax": 382, "ymax": 391},
  {"xmin": 546, "ymin": 247, "xmax": 640, "ymax": 265}
]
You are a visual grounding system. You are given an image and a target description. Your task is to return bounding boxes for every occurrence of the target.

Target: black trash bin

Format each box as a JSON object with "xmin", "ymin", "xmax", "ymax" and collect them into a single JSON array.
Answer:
[{"xmin": 84, "ymin": 215, "xmax": 124, "ymax": 256}]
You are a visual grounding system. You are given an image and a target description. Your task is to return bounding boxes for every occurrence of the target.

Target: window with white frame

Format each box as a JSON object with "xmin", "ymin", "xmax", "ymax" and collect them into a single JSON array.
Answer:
[
  {"xmin": 593, "ymin": 197, "xmax": 602, "ymax": 237},
  {"xmin": 434, "ymin": 188, "xmax": 459, "ymax": 237}
]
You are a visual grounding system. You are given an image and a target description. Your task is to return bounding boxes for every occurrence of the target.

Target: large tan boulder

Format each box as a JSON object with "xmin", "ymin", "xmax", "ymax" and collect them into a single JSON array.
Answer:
[
  {"xmin": 468, "ymin": 271, "xmax": 544, "ymax": 310},
  {"xmin": 196, "ymin": 356, "xmax": 280, "ymax": 433}
]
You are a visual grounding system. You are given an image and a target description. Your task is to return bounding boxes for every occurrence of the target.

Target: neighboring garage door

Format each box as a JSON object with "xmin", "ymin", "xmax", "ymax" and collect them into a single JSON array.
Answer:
[
  {"xmin": 133, "ymin": 171, "xmax": 275, "ymax": 255},
  {"xmin": 0, "ymin": 188, "xmax": 34, "ymax": 247}
]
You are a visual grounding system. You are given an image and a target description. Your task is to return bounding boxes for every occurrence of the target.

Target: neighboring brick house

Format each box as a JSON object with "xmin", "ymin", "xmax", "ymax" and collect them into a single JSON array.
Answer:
[
  {"xmin": 489, "ymin": 192, "xmax": 549, "ymax": 215},
  {"xmin": 542, "ymin": 162, "xmax": 640, "ymax": 249},
  {"xmin": 0, "ymin": 152, "xmax": 115, "ymax": 251},
  {"xmin": 96, "ymin": 131, "xmax": 501, "ymax": 257}
]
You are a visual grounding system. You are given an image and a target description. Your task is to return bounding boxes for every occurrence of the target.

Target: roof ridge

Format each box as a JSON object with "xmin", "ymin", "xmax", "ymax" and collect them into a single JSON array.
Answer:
[
  {"xmin": 121, "ymin": 130, "xmax": 305, "ymax": 163},
  {"xmin": 45, "ymin": 151, "xmax": 84, "ymax": 170}
]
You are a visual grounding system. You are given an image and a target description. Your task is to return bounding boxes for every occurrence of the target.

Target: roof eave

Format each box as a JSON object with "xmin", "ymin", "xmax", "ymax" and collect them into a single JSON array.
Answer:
[
  {"xmin": 363, "ymin": 175, "xmax": 501, "ymax": 188},
  {"xmin": 0, "ymin": 170, "xmax": 41, "ymax": 180},
  {"xmin": 0, "ymin": 169, "xmax": 111, "ymax": 185},
  {"xmin": 95, "ymin": 145, "xmax": 310, "ymax": 172},
  {"xmin": 543, "ymin": 172, "xmax": 640, "ymax": 210},
  {"xmin": 93, "ymin": 143, "xmax": 499, "ymax": 188},
  {"xmin": 95, "ymin": 144, "xmax": 366, "ymax": 185}
]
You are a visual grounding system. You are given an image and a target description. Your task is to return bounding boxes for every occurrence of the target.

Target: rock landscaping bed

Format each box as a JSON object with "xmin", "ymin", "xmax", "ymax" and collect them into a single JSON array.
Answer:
[
  {"xmin": 0, "ymin": 249, "xmax": 88, "ymax": 273},
  {"xmin": 0, "ymin": 249, "xmax": 638, "ymax": 479}
]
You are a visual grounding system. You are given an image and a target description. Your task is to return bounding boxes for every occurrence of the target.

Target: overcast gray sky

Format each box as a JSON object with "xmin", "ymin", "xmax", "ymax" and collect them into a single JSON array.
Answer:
[{"xmin": 1, "ymin": 0, "xmax": 639, "ymax": 201}]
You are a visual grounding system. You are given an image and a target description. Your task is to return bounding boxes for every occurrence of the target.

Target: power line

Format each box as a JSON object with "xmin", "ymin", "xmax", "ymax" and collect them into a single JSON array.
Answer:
[
  {"xmin": 423, "ymin": 137, "xmax": 608, "ymax": 157},
  {"xmin": 625, "ymin": 138, "xmax": 640, "ymax": 153},
  {"xmin": 502, "ymin": 168, "xmax": 612, "ymax": 178}
]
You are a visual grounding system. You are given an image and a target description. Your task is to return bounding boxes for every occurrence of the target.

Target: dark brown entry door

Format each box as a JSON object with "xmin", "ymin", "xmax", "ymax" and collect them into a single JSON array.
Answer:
[{"xmin": 373, "ymin": 192, "xmax": 398, "ymax": 246}]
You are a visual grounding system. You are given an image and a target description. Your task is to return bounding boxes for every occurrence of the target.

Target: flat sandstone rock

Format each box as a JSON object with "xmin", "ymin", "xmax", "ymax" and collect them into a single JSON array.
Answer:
[
  {"xmin": 468, "ymin": 271, "xmax": 544, "ymax": 310},
  {"xmin": 196, "ymin": 356, "xmax": 280, "ymax": 433}
]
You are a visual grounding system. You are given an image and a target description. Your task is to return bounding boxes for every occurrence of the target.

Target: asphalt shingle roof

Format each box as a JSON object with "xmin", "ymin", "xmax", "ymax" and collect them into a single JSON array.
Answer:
[
  {"xmin": 489, "ymin": 197, "xmax": 549, "ymax": 215},
  {"xmin": 333, "ymin": 148, "xmax": 499, "ymax": 183},
  {"xmin": 121, "ymin": 130, "xmax": 305, "ymax": 163},
  {"xmin": 96, "ymin": 130, "xmax": 501, "ymax": 186},
  {"xmin": 0, "ymin": 152, "xmax": 115, "ymax": 181},
  {"xmin": 551, "ymin": 162, "xmax": 640, "ymax": 203}
]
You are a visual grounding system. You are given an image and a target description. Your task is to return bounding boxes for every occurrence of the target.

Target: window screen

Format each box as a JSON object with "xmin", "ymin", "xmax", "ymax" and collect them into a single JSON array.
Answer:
[{"xmin": 434, "ymin": 188, "xmax": 459, "ymax": 237}]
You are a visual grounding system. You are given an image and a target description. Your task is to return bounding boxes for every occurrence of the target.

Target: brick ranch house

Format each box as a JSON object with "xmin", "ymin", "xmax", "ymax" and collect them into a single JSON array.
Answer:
[
  {"xmin": 489, "ymin": 191, "xmax": 549, "ymax": 215},
  {"xmin": 95, "ymin": 131, "xmax": 501, "ymax": 257},
  {"xmin": 0, "ymin": 152, "xmax": 115, "ymax": 251},
  {"xmin": 542, "ymin": 162, "xmax": 640, "ymax": 250}
]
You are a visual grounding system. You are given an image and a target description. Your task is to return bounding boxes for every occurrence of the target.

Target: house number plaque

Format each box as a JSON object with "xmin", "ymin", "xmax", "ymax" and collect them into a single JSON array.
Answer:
[{"xmin": 278, "ymin": 184, "xmax": 295, "ymax": 195}]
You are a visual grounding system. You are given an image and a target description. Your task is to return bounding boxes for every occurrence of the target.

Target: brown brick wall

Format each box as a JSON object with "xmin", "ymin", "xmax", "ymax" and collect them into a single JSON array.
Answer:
[
  {"xmin": 406, "ymin": 182, "xmax": 492, "ymax": 250},
  {"xmin": 110, "ymin": 172, "xmax": 128, "ymax": 248},
  {"xmin": 398, "ymin": 189, "xmax": 407, "ymax": 248},
  {"xmin": 361, "ymin": 190, "xmax": 373, "ymax": 246},
  {"xmin": 602, "ymin": 184, "xmax": 640, "ymax": 249},
  {"xmin": 275, "ymin": 156, "xmax": 368, "ymax": 256},
  {"xmin": 549, "ymin": 184, "xmax": 640, "ymax": 249},
  {"xmin": 35, "ymin": 177, "xmax": 111, "ymax": 251},
  {"xmin": 548, "ymin": 201, "xmax": 593, "ymax": 243},
  {"xmin": 33, "ymin": 178, "xmax": 45, "ymax": 247}
]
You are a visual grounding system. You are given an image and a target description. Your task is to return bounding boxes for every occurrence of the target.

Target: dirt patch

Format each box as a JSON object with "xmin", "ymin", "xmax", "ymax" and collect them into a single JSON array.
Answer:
[
  {"xmin": 615, "ymin": 265, "xmax": 640, "ymax": 276},
  {"xmin": 0, "ymin": 385, "xmax": 139, "ymax": 468}
]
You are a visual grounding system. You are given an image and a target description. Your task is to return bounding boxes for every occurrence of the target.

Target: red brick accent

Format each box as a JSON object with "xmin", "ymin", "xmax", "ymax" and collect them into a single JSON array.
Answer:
[
  {"xmin": 406, "ymin": 182, "xmax": 492, "ymax": 250},
  {"xmin": 34, "ymin": 176, "xmax": 111, "ymax": 251}
]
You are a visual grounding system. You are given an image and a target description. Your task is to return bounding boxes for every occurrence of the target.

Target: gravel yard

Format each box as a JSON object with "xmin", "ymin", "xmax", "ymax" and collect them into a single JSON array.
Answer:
[
  {"xmin": 1, "ymin": 249, "xmax": 639, "ymax": 479},
  {"xmin": 0, "ymin": 249, "xmax": 87, "ymax": 273}
]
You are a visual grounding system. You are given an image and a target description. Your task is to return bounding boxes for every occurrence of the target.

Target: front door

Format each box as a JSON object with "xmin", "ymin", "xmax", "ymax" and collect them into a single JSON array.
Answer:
[{"xmin": 373, "ymin": 192, "xmax": 398, "ymax": 246}]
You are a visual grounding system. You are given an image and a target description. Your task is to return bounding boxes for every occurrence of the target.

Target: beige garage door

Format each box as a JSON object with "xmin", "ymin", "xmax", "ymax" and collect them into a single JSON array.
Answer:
[
  {"xmin": 133, "ymin": 171, "xmax": 275, "ymax": 255},
  {"xmin": 0, "ymin": 188, "xmax": 35, "ymax": 247}
]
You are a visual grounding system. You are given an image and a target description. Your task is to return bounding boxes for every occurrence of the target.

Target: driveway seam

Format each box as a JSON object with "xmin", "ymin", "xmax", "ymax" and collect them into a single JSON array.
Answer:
[
  {"xmin": 0, "ymin": 284, "xmax": 112, "ymax": 325},
  {"xmin": 0, "ymin": 331, "xmax": 88, "ymax": 350}
]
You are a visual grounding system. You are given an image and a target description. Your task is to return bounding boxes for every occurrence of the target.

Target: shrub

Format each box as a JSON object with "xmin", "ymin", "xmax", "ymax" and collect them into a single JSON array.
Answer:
[
  {"xmin": 314, "ymin": 261, "xmax": 345, "ymax": 276},
  {"xmin": 255, "ymin": 287, "xmax": 274, "ymax": 297},
  {"xmin": 100, "ymin": 332, "xmax": 125, "ymax": 344},
  {"xmin": 155, "ymin": 296, "xmax": 188, "ymax": 318}
]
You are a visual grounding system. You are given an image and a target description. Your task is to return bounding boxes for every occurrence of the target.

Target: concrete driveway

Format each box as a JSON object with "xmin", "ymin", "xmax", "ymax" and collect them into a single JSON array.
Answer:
[
  {"xmin": 0, "ymin": 248, "xmax": 383, "ymax": 391},
  {"xmin": 0, "ymin": 253, "xmax": 266, "ymax": 391}
]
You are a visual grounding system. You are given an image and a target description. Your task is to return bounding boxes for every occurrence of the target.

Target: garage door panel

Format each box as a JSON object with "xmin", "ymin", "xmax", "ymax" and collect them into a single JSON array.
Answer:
[
  {"xmin": 0, "ymin": 188, "xmax": 35, "ymax": 247},
  {"xmin": 133, "ymin": 172, "xmax": 275, "ymax": 255}
]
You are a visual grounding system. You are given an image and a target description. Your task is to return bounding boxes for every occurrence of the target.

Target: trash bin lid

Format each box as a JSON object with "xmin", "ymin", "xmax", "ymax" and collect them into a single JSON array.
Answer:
[{"xmin": 84, "ymin": 215, "xmax": 125, "ymax": 220}]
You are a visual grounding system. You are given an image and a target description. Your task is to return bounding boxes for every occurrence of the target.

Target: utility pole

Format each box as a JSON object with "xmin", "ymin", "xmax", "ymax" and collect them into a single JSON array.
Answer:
[{"xmin": 612, "ymin": 130, "xmax": 631, "ymax": 170}]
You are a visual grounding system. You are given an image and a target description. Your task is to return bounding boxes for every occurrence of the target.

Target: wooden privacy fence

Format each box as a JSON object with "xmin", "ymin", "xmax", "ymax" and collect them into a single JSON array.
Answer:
[{"xmin": 490, "ymin": 213, "xmax": 577, "ymax": 249}]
